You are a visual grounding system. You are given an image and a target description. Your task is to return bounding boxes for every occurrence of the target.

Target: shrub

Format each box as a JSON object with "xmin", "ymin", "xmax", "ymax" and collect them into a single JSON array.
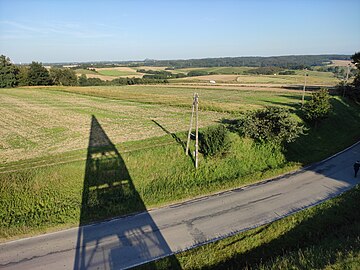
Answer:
[
  {"xmin": 302, "ymin": 88, "xmax": 332, "ymax": 126},
  {"xmin": 235, "ymin": 106, "xmax": 305, "ymax": 144},
  {"xmin": 199, "ymin": 125, "xmax": 230, "ymax": 157}
]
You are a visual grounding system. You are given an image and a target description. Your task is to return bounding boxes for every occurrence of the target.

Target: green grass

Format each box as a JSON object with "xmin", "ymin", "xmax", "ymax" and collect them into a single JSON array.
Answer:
[
  {"xmin": 96, "ymin": 69, "xmax": 140, "ymax": 77},
  {"xmin": 1, "ymin": 94, "xmax": 360, "ymax": 241},
  {"xmin": 1, "ymin": 84, "xmax": 360, "ymax": 249},
  {"xmin": 176, "ymin": 67, "xmax": 255, "ymax": 75},
  {"xmin": 137, "ymin": 185, "xmax": 360, "ymax": 269},
  {"xmin": 74, "ymin": 68, "xmax": 98, "ymax": 75},
  {"xmin": 171, "ymin": 69, "xmax": 339, "ymax": 86},
  {"xmin": 0, "ymin": 86, "xmax": 227, "ymax": 163},
  {"xmin": 43, "ymin": 85, "xmax": 304, "ymax": 113}
]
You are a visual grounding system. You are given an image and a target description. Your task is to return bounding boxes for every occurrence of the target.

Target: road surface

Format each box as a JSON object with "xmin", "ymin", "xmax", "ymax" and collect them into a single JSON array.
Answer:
[{"xmin": 1, "ymin": 142, "xmax": 359, "ymax": 269}]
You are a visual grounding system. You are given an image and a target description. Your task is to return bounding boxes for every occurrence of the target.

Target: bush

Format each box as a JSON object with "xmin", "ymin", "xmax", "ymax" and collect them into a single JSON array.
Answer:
[
  {"xmin": 302, "ymin": 88, "xmax": 332, "ymax": 126},
  {"xmin": 235, "ymin": 106, "xmax": 305, "ymax": 144},
  {"xmin": 187, "ymin": 70, "xmax": 209, "ymax": 77},
  {"xmin": 199, "ymin": 125, "xmax": 230, "ymax": 157}
]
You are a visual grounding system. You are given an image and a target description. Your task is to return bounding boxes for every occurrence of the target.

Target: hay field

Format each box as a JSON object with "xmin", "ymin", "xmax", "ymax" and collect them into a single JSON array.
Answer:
[
  {"xmin": 0, "ymin": 87, "xmax": 228, "ymax": 164},
  {"xmin": 173, "ymin": 70, "xmax": 339, "ymax": 86},
  {"xmin": 95, "ymin": 67, "xmax": 143, "ymax": 77},
  {"xmin": 179, "ymin": 74, "xmax": 239, "ymax": 82},
  {"xmin": 84, "ymin": 74, "xmax": 120, "ymax": 80},
  {"xmin": 328, "ymin": 60, "xmax": 354, "ymax": 67},
  {"xmin": 176, "ymin": 67, "xmax": 254, "ymax": 74}
]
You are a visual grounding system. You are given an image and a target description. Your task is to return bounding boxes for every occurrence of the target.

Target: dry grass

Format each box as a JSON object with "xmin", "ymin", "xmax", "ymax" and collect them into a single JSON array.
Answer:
[
  {"xmin": 175, "ymin": 73, "xmax": 339, "ymax": 86},
  {"xmin": 180, "ymin": 74, "xmax": 240, "ymax": 82},
  {"xmin": 328, "ymin": 60, "xmax": 355, "ymax": 67},
  {"xmin": 84, "ymin": 74, "xmax": 119, "ymax": 80},
  {"xmin": 0, "ymin": 87, "xmax": 227, "ymax": 164},
  {"xmin": 135, "ymin": 66, "xmax": 168, "ymax": 71},
  {"xmin": 94, "ymin": 67, "xmax": 137, "ymax": 72}
]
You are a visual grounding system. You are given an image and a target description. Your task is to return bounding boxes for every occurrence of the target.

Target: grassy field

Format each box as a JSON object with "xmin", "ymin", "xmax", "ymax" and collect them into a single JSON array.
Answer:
[
  {"xmin": 1, "ymin": 84, "xmax": 360, "ymax": 243},
  {"xmin": 74, "ymin": 68, "xmax": 98, "ymax": 75},
  {"xmin": 137, "ymin": 185, "xmax": 360, "ymax": 269},
  {"xmin": 42, "ymin": 85, "xmax": 304, "ymax": 113},
  {"xmin": 175, "ymin": 67, "xmax": 255, "ymax": 74},
  {"xmin": 73, "ymin": 66, "xmax": 340, "ymax": 86},
  {"xmin": 95, "ymin": 69, "xmax": 140, "ymax": 77},
  {"xmin": 0, "ymin": 86, "xmax": 227, "ymax": 164},
  {"xmin": 174, "ymin": 71, "xmax": 339, "ymax": 86}
]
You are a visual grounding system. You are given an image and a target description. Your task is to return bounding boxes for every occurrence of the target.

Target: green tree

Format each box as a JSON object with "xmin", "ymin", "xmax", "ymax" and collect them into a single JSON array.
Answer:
[
  {"xmin": 27, "ymin": 62, "xmax": 51, "ymax": 86},
  {"xmin": 302, "ymin": 88, "xmax": 332, "ymax": 126},
  {"xmin": 0, "ymin": 55, "xmax": 19, "ymax": 88},
  {"xmin": 236, "ymin": 106, "xmax": 305, "ymax": 144},
  {"xmin": 78, "ymin": 74, "xmax": 88, "ymax": 86},
  {"xmin": 18, "ymin": 66, "xmax": 29, "ymax": 86},
  {"xmin": 50, "ymin": 68, "xmax": 78, "ymax": 86},
  {"xmin": 351, "ymin": 52, "xmax": 360, "ymax": 88}
]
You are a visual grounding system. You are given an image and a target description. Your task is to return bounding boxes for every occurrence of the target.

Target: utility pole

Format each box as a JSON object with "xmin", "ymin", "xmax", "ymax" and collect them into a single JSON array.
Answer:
[
  {"xmin": 301, "ymin": 68, "xmax": 307, "ymax": 107},
  {"xmin": 185, "ymin": 93, "xmax": 199, "ymax": 169},
  {"xmin": 195, "ymin": 93, "xmax": 199, "ymax": 169},
  {"xmin": 186, "ymin": 93, "xmax": 195, "ymax": 156},
  {"xmin": 342, "ymin": 64, "xmax": 350, "ymax": 97}
]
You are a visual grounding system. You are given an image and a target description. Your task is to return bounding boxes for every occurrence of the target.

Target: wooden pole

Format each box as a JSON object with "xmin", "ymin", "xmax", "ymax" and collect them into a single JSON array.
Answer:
[
  {"xmin": 301, "ymin": 68, "xmax": 307, "ymax": 107},
  {"xmin": 343, "ymin": 64, "xmax": 350, "ymax": 97},
  {"xmin": 186, "ymin": 93, "xmax": 195, "ymax": 156},
  {"xmin": 195, "ymin": 93, "xmax": 199, "ymax": 169}
]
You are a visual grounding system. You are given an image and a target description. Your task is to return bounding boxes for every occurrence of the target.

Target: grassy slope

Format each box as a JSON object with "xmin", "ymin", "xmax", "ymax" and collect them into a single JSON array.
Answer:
[
  {"xmin": 1, "ymin": 86, "xmax": 360, "ymax": 241},
  {"xmin": 137, "ymin": 185, "xmax": 360, "ymax": 269}
]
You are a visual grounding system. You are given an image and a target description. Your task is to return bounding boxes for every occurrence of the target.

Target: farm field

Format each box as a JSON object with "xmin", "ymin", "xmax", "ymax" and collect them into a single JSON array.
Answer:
[
  {"xmin": 74, "ymin": 65, "xmax": 340, "ymax": 86},
  {"xmin": 174, "ymin": 66, "xmax": 255, "ymax": 74},
  {"xmin": 0, "ymin": 86, "xmax": 228, "ymax": 164},
  {"xmin": 44, "ymin": 84, "xmax": 304, "ymax": 113},
  {"xmin": 95, "ymin": 67, "xmax": 143, "ymax": 77},
  {"xmin": 172, "ymin": 71, "xmax": 339, "ymax": 86}
]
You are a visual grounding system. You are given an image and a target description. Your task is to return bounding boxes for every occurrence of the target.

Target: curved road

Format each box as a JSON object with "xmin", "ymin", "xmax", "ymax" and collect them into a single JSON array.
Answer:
[{"xmin": 1, "ymin": 142, "xmax": 359, "ymax": 269}]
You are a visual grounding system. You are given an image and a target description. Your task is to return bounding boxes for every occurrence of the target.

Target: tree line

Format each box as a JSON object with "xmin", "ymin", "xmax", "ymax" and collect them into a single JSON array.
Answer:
[
  {"xmin": 0, "ymin": 55, "xmax": 168, "ymax": 88},
  {"xmin": 140, "ymin": 55, "xmax": 350, "ymax": 69}
]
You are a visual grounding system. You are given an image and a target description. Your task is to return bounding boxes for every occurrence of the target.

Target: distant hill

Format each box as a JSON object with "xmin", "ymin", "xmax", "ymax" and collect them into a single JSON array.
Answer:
[
  {"xmin": 47, "ymin": 54, "xmax": 351, "ymax": 70},
  {"xmin": 141, "ymin": 55, "xmax": 351, "ymax": 69}
]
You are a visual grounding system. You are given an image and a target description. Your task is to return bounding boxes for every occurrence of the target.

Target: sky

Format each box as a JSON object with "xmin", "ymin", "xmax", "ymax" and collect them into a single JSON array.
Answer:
[{"xmin": 0, "ymin": 0, "xmax": 359, "ymax": 63}]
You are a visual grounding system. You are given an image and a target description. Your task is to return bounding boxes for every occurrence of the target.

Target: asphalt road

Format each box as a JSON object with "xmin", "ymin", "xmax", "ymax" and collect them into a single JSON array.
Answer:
[{"xmin": 1, "ymin": 142, "xmax": 359, "ymax": 270}]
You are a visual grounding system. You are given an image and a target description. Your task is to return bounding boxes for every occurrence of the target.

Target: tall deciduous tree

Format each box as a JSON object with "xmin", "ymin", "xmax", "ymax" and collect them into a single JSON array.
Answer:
[
  {"xmin": 0, "ymin": 55, "xmax": 19, "ymax": 88},
  {"xmin": 351, "ymin": 52, "xmax": 360, "ymax": 88},
  {"xmin": 50, "ymin": 68, "xmax": 78, "ymax": 86},
  {"xmin": 27, "ymin": 62, "xmax": 51, "ymax": 86}
]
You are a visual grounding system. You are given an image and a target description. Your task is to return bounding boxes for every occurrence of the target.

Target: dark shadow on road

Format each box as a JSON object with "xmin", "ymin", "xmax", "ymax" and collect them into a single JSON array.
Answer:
[
  {"xmin": 74, "ymin": 115, "xmax": 180, "ymax": 269},
  {"xmin": 151, "ymin": 119, "xmax": 195, "ymax": 165}
]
